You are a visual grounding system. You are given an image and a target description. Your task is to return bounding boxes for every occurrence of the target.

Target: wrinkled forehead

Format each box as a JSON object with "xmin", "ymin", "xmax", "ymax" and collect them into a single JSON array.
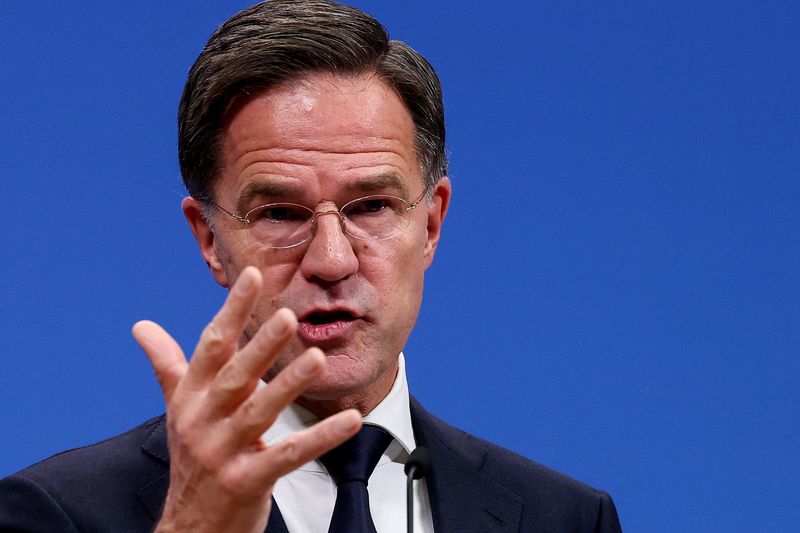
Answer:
[{"xmin": 214, "ymin": 71, "xmax": 423, "ymax": 205}]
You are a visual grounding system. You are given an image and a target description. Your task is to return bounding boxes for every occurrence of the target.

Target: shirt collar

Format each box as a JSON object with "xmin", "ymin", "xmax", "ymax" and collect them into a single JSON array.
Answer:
[{"xmin": 261, "ymin": 352, "xmax": 417, "ymax": 470}]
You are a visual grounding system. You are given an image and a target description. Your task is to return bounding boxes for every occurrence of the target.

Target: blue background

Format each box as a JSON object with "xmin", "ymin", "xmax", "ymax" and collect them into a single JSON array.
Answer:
[{"xmin": 2, "ymin": 2, "xmax": 798, "ymax": 531}]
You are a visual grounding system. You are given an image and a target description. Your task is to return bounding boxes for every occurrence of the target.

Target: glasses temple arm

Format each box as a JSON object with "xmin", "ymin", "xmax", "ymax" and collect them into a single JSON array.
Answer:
[{"xmin": 204, "ymin": 200, "xmax": 250, "ymax": 224}]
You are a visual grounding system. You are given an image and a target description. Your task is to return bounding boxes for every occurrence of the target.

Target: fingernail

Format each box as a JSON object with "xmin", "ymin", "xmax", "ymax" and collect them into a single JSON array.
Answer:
[
  {"xmin": 268, "ymin": 312, "xmax": 288, "ymax": 336},
  {"xmin": 335, "ymin": 412, "xmax": 360, "ymax": 434},
  {"xmin": 234, "ymin": 272, "xmax": 254, "ymax": 295},
  {"xmin": 294, "ymin": 354, "xmax": 319, "ymax": 377}
]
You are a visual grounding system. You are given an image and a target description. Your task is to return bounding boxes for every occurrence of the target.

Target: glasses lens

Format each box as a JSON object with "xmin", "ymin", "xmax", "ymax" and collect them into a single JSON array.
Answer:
[
  {"xmin": 244, "ymin": 203, "xmax": 314, "ymax": 248},
  {"xmin": 341, "ymin": 195, "xmax": 411, "ymax": 241}
]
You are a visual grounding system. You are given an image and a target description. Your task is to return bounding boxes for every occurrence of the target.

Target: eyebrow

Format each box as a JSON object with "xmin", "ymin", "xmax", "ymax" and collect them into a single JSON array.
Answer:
[
  {"xmin": 234, "ymin": 172, "xmax": 412, "ymax": 213},
  {"xmin": 342, "ymin": 173, "xmax": 410, "ymax": 198},
  {"xmin": 235, "ymin": 180, "xmax": 299, "ymax": 214}
]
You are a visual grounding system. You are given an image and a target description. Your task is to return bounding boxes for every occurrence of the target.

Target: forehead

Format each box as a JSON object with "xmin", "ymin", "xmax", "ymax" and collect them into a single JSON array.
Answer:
[{"xmin": 216, "ymin": 72, "xmax": 420, "ymax": 203}]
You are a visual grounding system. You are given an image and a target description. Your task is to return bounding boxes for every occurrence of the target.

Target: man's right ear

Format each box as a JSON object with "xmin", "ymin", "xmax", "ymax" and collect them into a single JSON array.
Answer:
[{"xmin": 181, "ymin": 197, "xmax": 230, "ymax": 288}]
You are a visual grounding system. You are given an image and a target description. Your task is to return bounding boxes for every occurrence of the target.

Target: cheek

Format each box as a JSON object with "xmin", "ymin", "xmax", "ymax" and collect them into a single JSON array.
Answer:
[
  {"xmin": 232, "ymin": 248, "xmax": 302, "ymax": 333},
  {"xmin": 368, "ymin": 237, "xmax": 426, "ymax": 313},
  {"xmin": 256, "ymin": 260, "xmax": 299, "ymax": 307},
  {"xmin": 217, "ymin": 237, "xmax": 257, "ymax": 280}
]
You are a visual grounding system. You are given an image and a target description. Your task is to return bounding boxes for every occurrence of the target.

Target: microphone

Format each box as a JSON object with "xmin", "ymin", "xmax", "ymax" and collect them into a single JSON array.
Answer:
[{"xmin": 404, "ymin": 447, "xmax": 431, "ymax": 533}]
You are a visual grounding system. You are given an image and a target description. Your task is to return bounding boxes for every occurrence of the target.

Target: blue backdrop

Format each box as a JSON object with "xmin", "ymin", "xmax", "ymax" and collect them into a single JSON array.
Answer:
[{"xmin": 2, "ymin": 2, "xmax": 798, "ymax": 531}]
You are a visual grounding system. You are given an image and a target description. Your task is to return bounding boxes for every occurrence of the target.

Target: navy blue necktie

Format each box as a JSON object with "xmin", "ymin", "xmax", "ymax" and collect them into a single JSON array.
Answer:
[{"xmin": 319, "ymin": 425, "xmax": 393, "ymax": 533}]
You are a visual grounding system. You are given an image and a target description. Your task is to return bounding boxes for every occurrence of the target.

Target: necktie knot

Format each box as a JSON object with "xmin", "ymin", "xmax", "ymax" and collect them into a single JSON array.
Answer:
[
  {"xmin": 318, "ymin": 425, "xmax": 393, "ymax": 533},
  {"xmin": 320, "ymin": 425, "xmax": 392, "ymax": 486}
]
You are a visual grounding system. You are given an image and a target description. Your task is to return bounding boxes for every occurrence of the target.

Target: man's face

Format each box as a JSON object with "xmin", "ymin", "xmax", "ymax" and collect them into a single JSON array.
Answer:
[{"xmin": 183, "ymin": 72, "xmax": 449, "ymax": 414}]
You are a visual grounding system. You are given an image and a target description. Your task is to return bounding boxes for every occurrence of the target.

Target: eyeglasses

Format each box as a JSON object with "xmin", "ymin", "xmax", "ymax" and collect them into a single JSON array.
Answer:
[{"xmin": 207, "ymin": 188, "xmax": 428, "ymax": 249}]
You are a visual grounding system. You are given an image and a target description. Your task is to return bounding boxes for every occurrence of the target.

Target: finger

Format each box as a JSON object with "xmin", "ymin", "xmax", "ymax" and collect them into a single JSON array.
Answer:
[
  {"xmin": 132, "ymin": 320, "xmax": 188, "ymax": 402},
  {"xmin": 229, "ymin": 348, "xmax": 327, "ymax": 446},
  {"xmin": 206, "ymin": 308, "xmax": 297, "ymax": 416},
  {"xmin": 253, "ymin": 409, "xmax": 362, "ymax": 486},
  {"xmin": 185, "ymin": 266, "xmax": 262, "ymax": 386}
]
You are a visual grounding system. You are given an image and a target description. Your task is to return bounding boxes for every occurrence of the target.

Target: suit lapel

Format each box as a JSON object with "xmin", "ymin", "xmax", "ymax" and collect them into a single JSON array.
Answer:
[
  {"xmin": 410, "ymin": 398, "xmax": 523, "ymax": 532},
  {"xmin": 264, "ymin": 503, "xmax": 289, "ymax": 533},
  {"xmin": 135, "ymin": 416, "xmax": 289, "ymax": 533},
  {"xmin": 137, "ymin": 416, "xmax": 169, "ymax": 521}
]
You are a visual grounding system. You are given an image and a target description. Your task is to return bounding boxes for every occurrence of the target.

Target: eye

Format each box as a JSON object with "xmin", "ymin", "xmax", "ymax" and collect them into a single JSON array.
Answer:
[
  {"xmin": 344, "ymin": 196, "xmax": 403, "ymax": 218},
  {"xmin": 247, "ymin": 204, "xmax": 310, "ymax": 224},
  {"xmin": 357, "ymin": 198, "xmax": 389, "ymax": 213}
]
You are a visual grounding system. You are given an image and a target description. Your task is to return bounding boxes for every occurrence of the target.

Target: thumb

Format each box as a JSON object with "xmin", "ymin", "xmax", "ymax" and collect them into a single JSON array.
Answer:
[{"xmin": 132, "ymin": 320, "xmax": 187, "ymax": 403}]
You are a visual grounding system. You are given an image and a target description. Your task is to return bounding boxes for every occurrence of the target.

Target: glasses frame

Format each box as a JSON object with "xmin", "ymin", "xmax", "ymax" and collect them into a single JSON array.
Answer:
[{"xmin": 206, "ymin": 186, "xmax": 430, "ymax": 249}]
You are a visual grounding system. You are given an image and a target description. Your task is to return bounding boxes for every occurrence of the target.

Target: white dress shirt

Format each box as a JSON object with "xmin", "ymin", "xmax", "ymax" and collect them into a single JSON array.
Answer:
[{"xmin": 261, "ymin": 353, "xmax": 435, "ymax": 532}]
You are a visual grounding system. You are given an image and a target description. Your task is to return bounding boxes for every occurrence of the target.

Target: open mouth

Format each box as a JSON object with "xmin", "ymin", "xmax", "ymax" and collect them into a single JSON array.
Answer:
[
  {"xmin": 298, "ymin": 308, "xmax": 360, "ymax": 345},
  {"xmin": 304, "ymin": 310, "xmax": 357, "ymax": 325}
]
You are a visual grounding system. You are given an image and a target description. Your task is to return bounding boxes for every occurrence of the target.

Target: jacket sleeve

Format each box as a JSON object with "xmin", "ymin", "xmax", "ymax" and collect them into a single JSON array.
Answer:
[{"xmin": 0, "ymin": 475, "xmax": 81, "ymax": 533}]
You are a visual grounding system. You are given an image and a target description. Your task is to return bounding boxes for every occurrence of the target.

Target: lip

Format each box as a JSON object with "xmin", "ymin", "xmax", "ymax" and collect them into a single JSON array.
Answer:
[
  {"xmin": 297, "ymin": 318, "xmax": 359, "ymax": 346},
  {"xmin": 296, "ymin": 306, "xmax": 364, "ymax": 347}
]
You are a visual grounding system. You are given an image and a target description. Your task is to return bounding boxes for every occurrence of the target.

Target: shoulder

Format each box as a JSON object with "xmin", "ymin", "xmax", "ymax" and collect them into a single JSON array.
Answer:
[
  {"xmin": 420, "ymin": 403, "xmax": 609, "ymax": 495},
  {"xmin": 12, "ymin": 414, "xmax": 167, "ymax": 487},
  {"xmin": 411, "ymin": 399, "xmax": 621, "ymax": 531},
  {"xmin": 0, "ymin": 415, "xmax": 168, "ymax": 532}
]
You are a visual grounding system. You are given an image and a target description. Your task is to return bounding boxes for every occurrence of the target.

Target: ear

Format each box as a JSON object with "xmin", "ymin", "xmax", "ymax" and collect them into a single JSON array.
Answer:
[
  {"xmin": 181, "ymin": 196, "xmax": 230, "ymax": 288},
  {"xmin": 422, "ymin": 177, "xmax": 451, "ymax": 269}
]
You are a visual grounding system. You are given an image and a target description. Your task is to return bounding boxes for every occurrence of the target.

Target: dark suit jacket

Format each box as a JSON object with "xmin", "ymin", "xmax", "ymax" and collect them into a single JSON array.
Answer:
[{"xmin": 0, "ymin": 398, "xmax": 621, "ymax": 532}]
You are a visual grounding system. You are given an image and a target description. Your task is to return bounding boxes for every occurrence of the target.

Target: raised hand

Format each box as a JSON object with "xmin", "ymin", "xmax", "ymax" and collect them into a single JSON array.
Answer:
[{"xmin": 132, "ymin": 266, "xmax": 362, "ymax": 533}]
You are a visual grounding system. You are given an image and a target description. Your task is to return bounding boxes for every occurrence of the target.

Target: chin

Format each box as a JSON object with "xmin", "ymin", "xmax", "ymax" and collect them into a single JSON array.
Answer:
[
  {"xmin": 298, "ymin": 353, "xmax": 398, "ymax": 412},
  {"xmin": 309, "ymin": 357, "xmax": 375, "ymax": 397},
  {"xmin": 295, "ymin": 380, "xmax": 371, "ymax": 416}
]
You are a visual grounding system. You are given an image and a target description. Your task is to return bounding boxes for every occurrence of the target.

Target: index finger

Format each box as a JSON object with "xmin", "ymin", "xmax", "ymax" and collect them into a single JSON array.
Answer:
[{"xmin": 184, "ymin": 266, "xmax": 263, "ymax": 388}]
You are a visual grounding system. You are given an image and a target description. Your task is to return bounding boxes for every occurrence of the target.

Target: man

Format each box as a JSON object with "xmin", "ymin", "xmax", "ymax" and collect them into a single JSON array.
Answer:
[{"xmin": 0, "ymin": 1, "xmax": 621, "ymax": 531}]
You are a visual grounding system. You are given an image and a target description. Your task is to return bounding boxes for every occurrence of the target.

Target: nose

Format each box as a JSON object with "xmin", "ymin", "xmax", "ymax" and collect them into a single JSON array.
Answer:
[{"xmin": 299, "ymin": 208, "xmax": 359, "ymax": 282}]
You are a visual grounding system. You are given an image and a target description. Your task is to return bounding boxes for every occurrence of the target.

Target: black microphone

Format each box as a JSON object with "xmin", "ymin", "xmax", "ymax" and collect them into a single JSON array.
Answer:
[{"xmin": 404, "ymin": 446, "xmax": 431, "ymax": 533}]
